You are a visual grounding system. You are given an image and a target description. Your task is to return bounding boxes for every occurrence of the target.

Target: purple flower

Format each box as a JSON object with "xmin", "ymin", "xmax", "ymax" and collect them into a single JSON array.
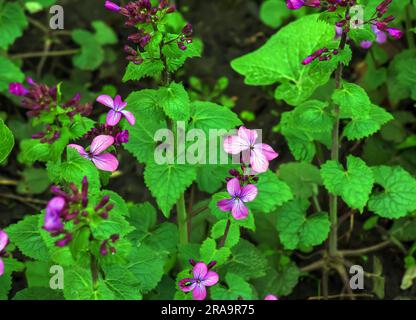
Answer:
[
  {"xmin": 105, "ymin": 1, "xmax": 121, "ymax": 12},
  {"xmin": 179, "ymin": 262, "xmax": 219, "ymax": 300},
  {"xmin": 265, "ymin": 294, "xmax": 279, "ymax": 300},
  {"xmin": 360, "ymin": 25, "xmax": 387, "ymax": 49},
  {"xmin": 68, "ymin": 135, "xmax": 119, "ymax": 172},
  {"xmin": 96, "ymin": 95, "xmax": 136, "ymax": 127},
  {"xmin": 223, "ymin": 126, "xmax": 278, "ymax": 173},
  {"xmin": 217, "ymin": 178, "xmax": 258, "ymax": 220},
  {"xmin": 386, "ymin": 27, "xmax": 403, "ymax": 39},
  {"xmin": 44, "ymin": 196, "xmax": 66, "ymax": 232},
  {"xmin": 8, "ymin": 83, "xmax": 29, "ymax": 96},
  {"xmin": 115, "ymin": 130, "xmax": 129, "ymax": 144},
  {"xmin": 286, "ymin": 0, "xmax": 320, "ymax": 10},
  {"xmin": 0, "ymin": 230, "xmax": 9, "ymax": 277}
]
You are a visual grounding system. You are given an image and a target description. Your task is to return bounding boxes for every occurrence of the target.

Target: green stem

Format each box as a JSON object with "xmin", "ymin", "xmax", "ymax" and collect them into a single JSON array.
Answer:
[
  {"xmin": 405, "ymin": 4, "xmax": 415, "ymax": 49},
  {"xmin": 90, "ymin": 254, "xmax": 99, "ymax": 290},
  {"xmin": 219, "ymin": 219, "xmax": 231, "ymax": 248},
  {"xmin": 328, "ymin": 12, "xmax": 349, "ymax": 258},
  {"xmin": 177, "ymin": 193, "xmax": 188, "ymax": 245}
]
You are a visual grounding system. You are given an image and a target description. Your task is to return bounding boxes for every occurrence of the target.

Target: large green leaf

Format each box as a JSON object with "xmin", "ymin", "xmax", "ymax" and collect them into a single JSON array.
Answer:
[
  {"xmin": 0, "ymin": 56, "xmax": 25, "ymax": 92},
  {"xmin": 321, "ymin": 156, "xmax": 374, "ymax": 212},
  {"xmin": 0, "ymin": 119, "xmax": 14, "ymax": 162},
  {"xmin": 0, "ymin": 2, "xmax": 28, "ymax": 49},
  {"xmin": 231, "ymin": 14, "xmax": 344, "ymax": 106},
  {"xmin": 368, "ymin": 166, "xmax": 416, "ymax": 219}
]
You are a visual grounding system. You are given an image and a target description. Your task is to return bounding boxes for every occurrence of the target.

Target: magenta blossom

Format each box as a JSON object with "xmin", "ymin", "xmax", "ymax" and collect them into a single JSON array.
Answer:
[
  {"xmin": 97, "ymin": 94, "xmax": 136, "ymax": 127},
  {"xmin": 286, "ymin": 0, "xmax": 320, "ymax": 10},
  {"xmin": 179, "ymin": 262, "xmax": 219, "ymax": 300},
  {"xmin": 217, "ymin": 178, "xmax": 258, "ymax": 220},
  {"xmin": 69, "ymin": 135, "xmax": 119, "ymax": 172},
  {"xmin": 44, "ymin": 197, "xmax": 66, "ymax": 233},
  {"xmin": 0, "ymin": 230, "xmax": 9, "ymax": 276},
  {"xmin": 265, "ymin": 294, "xmax": 279, "ymax": 300},
  {"xmin": 224, "ymin": 126, "xmax": 278, "ymax": 173},
  {"xmin": 9, "ymin": 82, "xmax": 29, "ymax": 96},
  {"xmin": 105, "ymin": 1, "xmax": 121, "ymax": 12}
]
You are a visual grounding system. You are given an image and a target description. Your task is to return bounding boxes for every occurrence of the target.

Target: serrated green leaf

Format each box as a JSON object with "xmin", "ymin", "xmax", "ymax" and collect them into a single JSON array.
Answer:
[
  {"xmin": 276, "ymin": 199, "xmax": 330, "ymax": 250},
  {"xmin": 279, "ymin": 162, "xmax": 322, "ymax": 198},
  {"xmin": 249, "ymin": 170, "xmax": 293, "ymax": 213},
  {"xmin": 122, "ymin": 60, "xmax": 164, "ymax": 82},
  {"xmin": 210, "ymin": 273, "xmax": 253, "ymax": 300},
  {"xmin": 210, "ymin": 220, "xmax": 240, "ymax": 249},
  {"xmin": 368, "ymin": 166, "xmax": 416, "ymax": 219},
  {"xmin": 231, "ymin": 14, "xmax": 340, "ymax": 106},
  {"xmin": 72, "ymin": 29, "xmax": 104, "ymax": 71},
  {"xmin": 13, "ymin": 287, "xmax": 64, "ymax": 300},
  {"xmin": 5, "ymin": 214, "xmax": 50, "ymax": 261},
  {"xmin": 103, "ymin": 265, "xmax": 142, "ymax": 300},
  {"xmin": 200, "ymin": 238, "xmax": 231, "ymax": 266},
  {"xmin": 159, "ymin": 82, "xmax": 190, "ymax": 121},
  {"xmin": 0, "ymin": 3, "xmax": 28, "ymax": 50},
  {"xmin": 0, "ymin": 119, "xmax": 14, "ymax": 162},
  {"xmin": 292, "ymin": 100, "xmax": 333, "ymax": 133},
  {"xmin": 321, "ymin": 156, "xmax": 374, "ymax": 211},
  {"xmin": 144, "ymin": 162, "xmax": 196, "ymax": 217}
]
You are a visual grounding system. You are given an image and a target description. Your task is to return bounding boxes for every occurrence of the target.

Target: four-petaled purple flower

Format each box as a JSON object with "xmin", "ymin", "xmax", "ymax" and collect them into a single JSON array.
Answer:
[
  {"xmin": 0, "ymin": 230, "xmax": 9, "ymax": 277},
  {"xmin": 69, "ymin": 135, "xmax": 119, "ymax": 172},
  {"xmin": 217, "ymin": 178, "xmax": 258, "ymax": 220},
  {"xmin": 179, "ymin": 262, "xmax": 219, "ymax": 300},
  {"xmin": 97, "ymin": 94, "xmax": 136, "ymax": 127},
  {"xmin": 224, "ymin": 126, "xmax": 279, "ymax": 173}
]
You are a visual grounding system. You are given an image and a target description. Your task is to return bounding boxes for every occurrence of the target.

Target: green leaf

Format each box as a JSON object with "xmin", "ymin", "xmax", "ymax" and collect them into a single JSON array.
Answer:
[
  {"xmin": 123, "ymin": 90, "xmax": 167, "ymax": 164},
  {"xmin": 144, "ymin": 162, "xmax": 197, "ymax": 217},
  {"xmin": 210, "ymin": 220, "xmax": 240, "ymax": 249},
  {"xmin": 259, "ymin": 0, "xmax": 291, "ymax": 29},
  {"xmin": 13, "ymin": 287, "xmax": 63, "ymax": 300},
  {"xmin": 332, "ymin": 82, "xmax": 372, "ymax": 118},
  {"xmin": 249, "ymin": 170, "xmax": 293, "ymax": 213},
  {"xmin": 190, "ymin": 101, "xmax": 242, "ymax": 134},
  {"xmin": 17, "ymin": 168, "xmax": 50, "ymax": 195},
  {"xmin": 279, "ymin": 162, "xmax": 322, "ymax": 198},
  {"xmin": 276, "ymin": 199, "xmax": 330, "ymax": 250},
  {"xmin": 72, "ymin": 29, "xmax": 104, "ymax": 71},
  {"xmin": 210, "ymin": 273, "xmax": 253, "ymax": 300},
  {"xmin": 92, "ymin": 20, "xmax": 117, "ymax": 45},
  {"xmin": 68, "ymin": 116, "xmax": 95, "ymax": 140},
  {"xmin": 0, "ymin": 273, "xmax": 12, "ymax": 300},
  {"xmin": 63, "ymin": 266, "xmax": 94, "ymax": 300},
  {"xmin": 226, "ymin": 240, "xmax": 268, "ymax": 280},
  {"xmin": 0, "ymin": 56, "xmax": 25, "ymax": 92},
  {"xmin": 5, "ymin": 214, "xmax": 50, "ymax": 261},
  {"xmin": 25, "ymin": 261, "xmax": 53, "ymax": 288},
  {"xmin": 0, "ymin": 2, "xmax": 28, "ymax": 49},
  {"xmin": 122, "ymin": 60, "xmax": 164, "ymax": 82},
  {"xmin": 159, "ymin": 82, "xmax": 191, "ymax": 121},
  {"xmin": 200, "ymin": 238, "xmax": 231, "ymax": 266},
  {"xmin": 163, "ymin": 36, "xmax": 203, "ymax": 72},
  {"xmin": 103, "ymin": 265, "xmax": 142, "ymax": 300},
  {"xmin": 368, "ymin": 166, "xmax": 416, "ymax": 219},
  {"xmin": 127, "ymin": 245, "xmax": 166, "ymax": 293},
  {"xmin": 47, "ymin": 147, "xmax": 100, "ymax": 191},
  {"xmin": 231, "ymin": 14, "xmax": 340, "ymax": 106},
  {"xmin": 0, "ymin": 119, "xmax": 14, "ymax": 162},
  {"xmin": 291, "ymin": 100, "xmax": 333, "ymax": 133},
  {"xmin": 321, "ymin": 156, "xmax": 374, "ymax": 212}
]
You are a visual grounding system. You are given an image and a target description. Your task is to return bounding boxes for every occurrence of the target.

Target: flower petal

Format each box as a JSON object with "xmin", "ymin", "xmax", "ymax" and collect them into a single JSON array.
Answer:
[
  {"xmin": 227, "ymin": 178, "xmax": 241, "ymax": 197},
  {"xmin": 254, "ymin": 143, "xmax": 279, "ymax": 161},
  {"xmin": 121, "ymin": 110, "xmax": 136, "ymax": 125},
  {"xmin": 202, "ymin": 271, "xmax": 219, "ymax": 287},
  {"xmin": 0, "ymin": 258, "xmax": 4, "ymax": 276},
  {"xmin": 96, "ymin": 94, "xmax": 115, "ymax": 109},
  {"xmin": 114, "ymin": 95, "xmax": 127, "ymax": 111},
  {"xmin": 68, "ymin": 144, "xmax": 87, "ymax": 156},
  {"xmin": 238, "ymin": 126, "xmax": 257, "ymax": 146},
  {"xmin": 193, "ymin": 262, "xmax": 208, "ymax": 280},
  {"xmin": 250, "ymin": 147, "xmax": 270, "ymax": 173},
  {"xmin": 265, "ymin": 294, "xmax": 279, "ymax": 300},
  {"xmin": 217, "ymin": 198, "xmax": 234, "ymax": 212},
  {"xmin": 179, "ymin": 278, "xmax": 196, "ymax": 292},
  {"xmin": 192, "ymin": 284, "xmax": 207, "ymax": 300},
  {"xmin": 106, "ymin": 110, "xmax": 122, "ymax": 127},
  {"xmin": 0, "ymin": 230, "xmax": 9, "ymax": 252},
  {"xmin": 90, "ymin": 135, "xmax": 115, "ymax": 155},
  {"xmin": 223, "ymin": 135, "xmax": 250, "ymax": 154},
  {"xmin": 240, "ymin": 184, "xmax": 258, "ymax": 203},
  {"xmin": 92, "ymin": 153, "xmax": 119, "ymax": 172},
  {"xmin": 232, "ymin": 199, "xmax": 249, "ymax": 220}
]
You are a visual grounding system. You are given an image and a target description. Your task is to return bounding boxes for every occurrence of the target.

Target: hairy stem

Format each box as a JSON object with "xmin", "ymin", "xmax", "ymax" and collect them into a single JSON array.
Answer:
[
  {"xmin": 219, "ymin": 219, "xmax": 231, "ymax": 248},
  {"xmin": 177, "ymin": 194, "xmax": 188, "ymax": 245}
]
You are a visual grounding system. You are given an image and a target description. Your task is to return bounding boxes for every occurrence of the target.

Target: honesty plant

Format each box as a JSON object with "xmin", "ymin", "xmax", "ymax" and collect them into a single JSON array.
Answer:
[{"xmin": 0, "ymin": 0, "xmax": 415, "ymax": 302}]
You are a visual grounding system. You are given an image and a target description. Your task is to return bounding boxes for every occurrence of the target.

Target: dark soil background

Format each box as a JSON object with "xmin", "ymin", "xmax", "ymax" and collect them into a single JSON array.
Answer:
[{"xmin": 0, "ymin": 0, "xmax": 414, "ymax": 299}]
